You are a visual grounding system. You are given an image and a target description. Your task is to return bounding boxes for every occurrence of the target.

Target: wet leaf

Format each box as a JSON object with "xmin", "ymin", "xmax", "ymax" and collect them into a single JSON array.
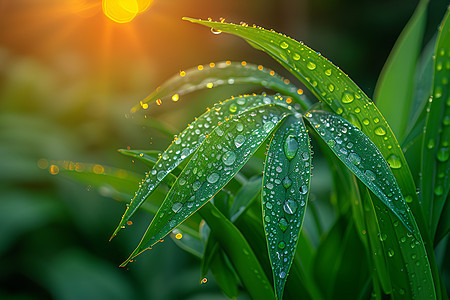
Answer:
[
  {"xmin": 121, "ymin": 102, "xmax": 292, "ymax": 265},
  {"xmin": 262, "ymin": 114, "xmax": 311, "ymax": 299},
  {"xmin": 131, "ymin": 61, "xmax": 310, "ymax": 112},
  {"xmin": 305, "ymin": 110, "xmax": 414, "ymax": 232},
  {"xmin": 421, "ymin": 9, "xmax": 450, "ymax": 240},
  {"xmin": 112, "ymin": 94, "xmax": 293, "ymax": 239}
]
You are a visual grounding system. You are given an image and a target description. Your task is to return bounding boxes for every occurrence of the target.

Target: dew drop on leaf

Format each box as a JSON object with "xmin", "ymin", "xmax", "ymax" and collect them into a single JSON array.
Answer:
[
  {"xmin": 299, "ymin": 185, "xmax": 308, "ymax": 194},
  {"xmin": 341, "ymin": 91, "xmax": 355, "ymax": 103},
  {"xmin": 279, "ymin": 41, "xmax": 289, "ymax": 49},
  {"xmin": 437, "ymin": 147, "xmax": 449, "ymax": 162},
  {"xmin": 283, "ymin": 199, "xmax": 298, "ymax": 214},
  {"xmin": 236, "ymin": 122, "xmax": 244, "ymax": 132},
  {"xmin": 282, "ymin": 177, "xmax": 292, "ymax": 189},
  {"xmin": 172, "ymin": 202, "xmax": 183, "ymax": 213},
  {"xmin": 374, "ymin": 126, "xmax": 386, "ymax": 136},
  {"xmin": 387, "ymin": 154, "xmax": 402, "ymax": 169},
  {"xmin": 278, "ymin": 241, "xmax": 286, "ymax": 249},
  {"xmin": 222, "ymin": 151, "xmax": 236, "ymax": 166},
  {"xmin": 348, "ymin": 152, "xmax": 361, "ymax": 165},
  {"xmin": 264, "ymin": 121, "xmax": 275, "ymax": 132},
  {"xmin": 234, "ymin": 135, "xmax": 246, "ymax": 148},
  {"xmin": 284, "ymin": 135, "xmax": 298, "ymax": 160},
  {"xmin": 278, "ymin": 218, "xmax": 289, "ymax": 231},
  {"xmin": 193, "ymin": 180, "xmax": 202, "ymax": 191},
  {"xmin": 207, "ymin": 172, "xmax": 220, "ymax": 184},
  {"xmin": 364, "ymin": 170, "xmax": 376, "ymax": 181},
  {"xmin": 307, "ymin": 60, "xmax": 316, "ymax": 70}
]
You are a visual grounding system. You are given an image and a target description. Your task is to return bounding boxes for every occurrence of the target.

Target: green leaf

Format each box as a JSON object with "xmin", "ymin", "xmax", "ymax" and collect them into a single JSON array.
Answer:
[
  {"xmin": 199, "ymin": 202, "xmax": 275, "ymax": 300},
  {"xmin": 373, "ymin": 0, "xmax": 429, "ymax": 139},
  {"xmin": 207, "ymin": 249, "xmax": 240, "ymax": 299},
  {"xmin": 112, "ymin": 94, "xmax": 293, "ymax": 239},
  {"xmin": 421, "ymin": 9, "xmax": 450, "ymax": 240},
  {"xmin": 183, "ymin": 17, "xmax": 427, "ymax": 249},
  {"xmin": 121, "ymin": 102, "xmax": 292, "ymax": 265},
  {"xmin": 229, "ymin": 175, "xmax": 262, "ymax": 220},
  {"xmin": 131, "ymin": 61, "xmax": 310, "ymax": 113},
  {"xmin": 117, "ymin": 149, "xmax": 159, "ymax": 167},
  {"xmin": 262, "ymin": 114, "xmax": 311, "ymax": 299},
  {"xmin": 305, "ymin": 110, "xmax": 414, "ymax": 232}
]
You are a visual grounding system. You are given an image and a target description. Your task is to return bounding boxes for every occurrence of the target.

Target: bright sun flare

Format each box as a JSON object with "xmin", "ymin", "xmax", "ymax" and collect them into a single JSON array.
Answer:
[{"xmin": 102, "ymin": 0, "xmax": 153, "ymax": 23}]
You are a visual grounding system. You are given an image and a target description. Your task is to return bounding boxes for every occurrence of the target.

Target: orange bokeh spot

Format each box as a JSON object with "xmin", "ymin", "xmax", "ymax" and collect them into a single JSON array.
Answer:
[{"xmin": 102, "ymin": 0, "xmax": 153, "ymax": 23}]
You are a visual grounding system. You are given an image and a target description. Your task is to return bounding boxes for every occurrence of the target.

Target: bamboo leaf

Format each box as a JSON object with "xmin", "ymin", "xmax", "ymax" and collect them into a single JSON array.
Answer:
[
  {"xmin": 121, "ymin": 103, "xmax": 292, "ymax": 265},
  {"xmin": 112, "ymin": 94, "xmax": 293, "ymax": 239},
  {"xmin": 421, "ymin": 8, "xmax": 450, "ymax": 240},
  {"xmin": 132, "ymin": 61, "xmax": 310, "ymax": 112},
  {"xmin": 183, "ymin": 18, "xmax": 429, "ymax": 256},
  {"xmin": 305, "ymin": 110, "xmax": 414, "ymax": 232},
  {"xmin": 262, "ymin": 114, "xmax": 311, "ymax": 299},
  {"xmin": 374, "ymin": 0, "xmax": 429, "ymax": 139}
]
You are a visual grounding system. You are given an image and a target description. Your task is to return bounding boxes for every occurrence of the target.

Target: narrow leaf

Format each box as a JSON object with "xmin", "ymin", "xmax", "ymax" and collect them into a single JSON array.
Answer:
[
  {"xmin": 122, "ymin": 103, "xmax": 292, "ymax": 264},
  {"xmin": 421, "ymin": 9, "xmax": 450, "ymax": 239},
  {"xmin": 183, "ymin": 18, "xmax": 429, "ymax": 260},
  {"xmin": 112, "ymin": 93, "xmax": 293, "ymax": 238},
  {"xmin": 374, "ymin": 0, "xmax": 428, "ymax": 139},
  {"xmin": 305, "ymin": 110, "xmax": 414, "ymax": 232},
  {"xmin": 132, "ymin": 61, "xmax": 310, "ymax": 112},
  {"xmin": 262, "ymin": 114, "xmax": 311, "ymax": 299}
]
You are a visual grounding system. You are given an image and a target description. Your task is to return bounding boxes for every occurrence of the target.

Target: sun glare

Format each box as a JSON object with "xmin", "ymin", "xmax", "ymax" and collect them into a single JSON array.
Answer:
[{"xmin": 102, "ymin": 0, "xmax": 153, "ymax": 23}]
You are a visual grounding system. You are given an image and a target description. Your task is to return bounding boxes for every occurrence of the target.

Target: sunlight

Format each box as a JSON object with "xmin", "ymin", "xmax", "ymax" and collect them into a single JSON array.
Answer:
[{"xmin": 102, "ymin": 0, "xmax": 153, "ymax": 23}]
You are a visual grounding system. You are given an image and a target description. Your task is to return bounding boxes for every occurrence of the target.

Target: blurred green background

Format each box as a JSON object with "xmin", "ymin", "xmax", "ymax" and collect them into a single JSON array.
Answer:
[{"xmin": 0, "ymin": 0, "xmax": 447, "ymax": 299}]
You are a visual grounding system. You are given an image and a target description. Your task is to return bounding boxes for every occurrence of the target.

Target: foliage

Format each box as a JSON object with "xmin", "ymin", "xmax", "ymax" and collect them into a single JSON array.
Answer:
[{"xmin": 56, "ymin": 3, "xmax": 449, "ymax": 300}]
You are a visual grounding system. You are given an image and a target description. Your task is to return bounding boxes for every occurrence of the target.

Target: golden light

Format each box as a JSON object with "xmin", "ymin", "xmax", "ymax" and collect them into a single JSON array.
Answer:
[{"xmin": 102, "ymin": 0, "xmax": 153, "ymax": 23}]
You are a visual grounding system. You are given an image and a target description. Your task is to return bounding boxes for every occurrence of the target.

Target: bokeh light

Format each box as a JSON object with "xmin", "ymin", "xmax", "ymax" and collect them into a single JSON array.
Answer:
[{"xmin": 102, "ymin": 0, "xmax": 153, "ymax": 23}]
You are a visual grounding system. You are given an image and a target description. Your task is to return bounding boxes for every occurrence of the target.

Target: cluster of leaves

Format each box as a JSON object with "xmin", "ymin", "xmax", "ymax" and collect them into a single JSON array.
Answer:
[{"xmin": 57, "ymin": 2, "xmax": 449, "ymax": 299}]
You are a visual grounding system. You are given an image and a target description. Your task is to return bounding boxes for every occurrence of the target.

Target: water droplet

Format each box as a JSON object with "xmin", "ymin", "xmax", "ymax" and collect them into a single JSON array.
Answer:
[
  {"xmin": 193, "ymin": 181, "xmax": 202, "ymax": 191},
  {"xmin": 280, "ymin": 41, "xmax": 289, "ymax": 49},
  {"xmin": 207, "ymin": 172, "xmax": 220, "ymax": 184},
  {"xmin": 362, "ymin": 119, "xmax": 370, "ymax": 125},
  {"xmin": 234, "ymin": 135, "xmax": 246, "ymax": 148},
  {"xmin": 278, "ymin": 218, "xmax": 288, "ymax": 231},
  {"xmin": 348, "ymin": 152, "xmax": 361, "ymax": 165},
  {"xmin": 374, "ymin": 126, "xmax": 386, "ymax": 136},
  {"xmin": 283, "ymin": 177, "xmax": 292, "ymax": 189},
  {"xmin": 222, "ymin": 151, "xmax": 236, "ymax": 166},
  {"xmin": 387, "ymin": 154, "xmax": 402, "ymax": 169},
  {"xmin": 299, "ymin": 185, "xmax": 308, "ymax": 194},
  {"xmin": 293, "ymin": 53, "xmax": 300, "ymax": 60},
  {"xmin": 157, "ymin": 171, "xmax": 166, "ymax": 181},
  {"xmin": 266, "ymin": 202, "xmax": 273, "ymax": 209},
  {"xmin": 325, "ymin": 69, "xmax": 332, "ymax": 76},
  {"xmin": 427, "ymin": 139, "xmax": 435, "ymax": 149},
  {"xmin": 236, "ymin": 122, "xmax": 244, "ymax": 132},
  {"xmin": 387, "ymin": 248, "xmax": 395, "ymax": 257},
  {"xmin": 307, "ymin": 60, "xmax": 316, "ymax": 70},
  {"xmin": 278, "ymin": 241, "xmax": 286, "ymax": 249},
  {"xmin": 229, "ymin": 104, "xmax": 238, "ymax": 113},
  {"xmin": 328, "ymin": 84, "xmax": 334, "ymax": 92},
  {"xmin": 210, "ymin": 27, "xmax": 222, "ymax": 34},
  {"xmin": 266, "ymin": 182, "xmax": 274, "ymax": 190},
  {"xmin": 172, "ymin": 202, "xmax": 183, "ymax": 213},
  {"xmin": 284, "ymin": 135, "xmax": 298, "ymax": 160},
  {"xmin": 264, "ymin": 121, "xmax": 275, "ymax": 132},
  {"xmin": 434, "ymin": 185, "xmax": 443, "ymax": 195},
  {"xmin": 341, "ymin": 91, "xmax": 354, "ymax": 103},
  {"xmin": 279, "ymin": 271, "xmax": 286, "ymax": 279},
  {"xmin": 283, "ymin": 199, "xmax": 298, "ymax": 215},
  {"xmin": 328, "ymin": 140, "xmax": 336, "ymax": 147},
  {"xmin": 364, "ymin": 170, "xmax": 376, "ymax": 181},
  {"xmin": 378, "ymin": 232, "xmax": 387, "ymax": 241},
  {"xmin": 405, "ymin": 195, "xmax": 413, "ymax": 203},
  {"xmin": 437, "ymin": 147, "xmax": 449, "ymax": 162}
]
